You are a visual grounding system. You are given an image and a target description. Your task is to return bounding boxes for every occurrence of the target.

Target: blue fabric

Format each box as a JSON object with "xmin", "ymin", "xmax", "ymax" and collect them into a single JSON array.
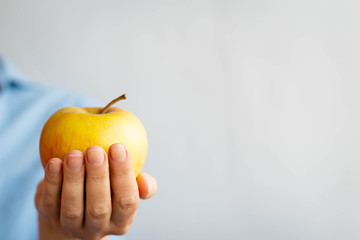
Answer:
[{"xmin": 0, "ymin": 58, "xmax": 125, "ymax": 239}]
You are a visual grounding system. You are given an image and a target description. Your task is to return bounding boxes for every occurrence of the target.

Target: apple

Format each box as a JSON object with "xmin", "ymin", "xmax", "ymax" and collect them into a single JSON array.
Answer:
[{"xmin": 39, "ymin": 94, "xmax": 148, "ymax": 177}]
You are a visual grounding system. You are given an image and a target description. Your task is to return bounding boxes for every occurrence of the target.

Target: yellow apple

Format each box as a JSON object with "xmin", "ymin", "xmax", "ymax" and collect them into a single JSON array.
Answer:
[{"xmin": 39, "ymin": 94, "xmax": 148, "ymax": 177}]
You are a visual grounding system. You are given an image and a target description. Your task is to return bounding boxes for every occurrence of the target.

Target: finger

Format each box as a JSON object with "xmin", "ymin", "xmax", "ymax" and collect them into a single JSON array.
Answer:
[
  {"xmin": 137, "ymin": 173, "xmax": 158, "ymax": 199},
  {"xmin": 60, "ymin": 150, "xmax": 85, "ymax": 236},
  {"xmin": 40, "ymin": 158, "xmax": 63, "ymax": 219},
  {"xmin": 109, "ymin": 144, "xmax": 139, "ymax": 232},
  {"xmin": 34, "ymin": 180, "xmax": 44, "ymax": 212},
  {"xmin": 84, "ymin": 146, "xmax": 112, "ymax": 232}
]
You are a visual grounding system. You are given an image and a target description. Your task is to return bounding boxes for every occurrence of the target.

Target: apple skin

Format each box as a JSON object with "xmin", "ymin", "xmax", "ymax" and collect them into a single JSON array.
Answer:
[{"xmin": 39, "ymin": 107, "xmax": 148, "ymax": 177}]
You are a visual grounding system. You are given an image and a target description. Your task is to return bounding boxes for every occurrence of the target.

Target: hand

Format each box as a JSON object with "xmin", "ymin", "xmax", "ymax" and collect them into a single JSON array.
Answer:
[{"xmin": 35, "ymin": 144, "xmax": 157, "ymax": 240}]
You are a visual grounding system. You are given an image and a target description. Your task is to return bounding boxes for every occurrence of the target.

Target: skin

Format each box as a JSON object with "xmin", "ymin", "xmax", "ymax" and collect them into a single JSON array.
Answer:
[{"xmin": 34, "ymin": 143, "xmax": 158, "ymax": 240}]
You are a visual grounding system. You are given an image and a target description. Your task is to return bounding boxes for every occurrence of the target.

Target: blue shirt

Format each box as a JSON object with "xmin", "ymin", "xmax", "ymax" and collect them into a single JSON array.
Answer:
[{"xmin": 0, "ymin": 58, "xmax": 100, "ymax": 239}]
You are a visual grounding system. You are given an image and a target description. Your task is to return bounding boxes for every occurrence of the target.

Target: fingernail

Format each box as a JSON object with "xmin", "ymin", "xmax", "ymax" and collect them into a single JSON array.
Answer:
[
  {"xmin": 67, "ymin": 154, "xmax": 84, "ymax": 171},
  {"xmin": 49, "ymin": 160, "xmax": 61, "ymax": 175},
  {"xmin": 86, "ymin": 148, "xmax": 105, "ymax": 167},
  {"xmin": 110, "ymin": 144, "xmax": 126, "ymax": 162}
]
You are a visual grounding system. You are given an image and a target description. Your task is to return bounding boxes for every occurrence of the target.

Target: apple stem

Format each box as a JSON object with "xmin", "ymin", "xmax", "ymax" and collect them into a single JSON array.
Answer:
[{"xmin": 99, "ymin": 94, "xmax": 127, "ymax": 114}]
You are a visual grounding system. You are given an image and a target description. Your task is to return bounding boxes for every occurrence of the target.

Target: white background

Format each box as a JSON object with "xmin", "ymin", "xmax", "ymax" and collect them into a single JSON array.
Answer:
[{"xmin": 1, "ymin": 0, "xmax": 360, "ymax": 239}]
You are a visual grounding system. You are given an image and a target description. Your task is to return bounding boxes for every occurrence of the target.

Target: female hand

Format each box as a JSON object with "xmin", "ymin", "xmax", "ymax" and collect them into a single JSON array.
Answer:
[{"xmin": 35, "ymin": 144, "xmax": 157, "ymax": 240}]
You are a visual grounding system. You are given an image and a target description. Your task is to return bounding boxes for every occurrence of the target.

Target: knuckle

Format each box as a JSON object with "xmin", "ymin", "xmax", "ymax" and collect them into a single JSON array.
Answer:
[
  {"xmin": 88, "ymin": 205, "xmax": 111, "ymax": 220},
  {"xmin": 117, "ymin": 193, "xmax": 139, "ymax": 211},
  {"xmin": 65, "ymin": 175, "xmax": 83, "ymax": 185},
  {"xmin": 41, "ymin": 196, "xmax": 56, "ymax": 213},
  {"xmin": 87, "ymin": 172, "xmax": 107, "ymax": 183},
  {"xmin": 112, "ymin": 165, "xmax": 130, "ymax": 177},
  {"xmin": 64, "ymin": 175, "xmax": 82, "ymax": 185},
  {"xmin": 44, "ymin": 174, "xmax": 60, "ymax": 185},
  {"xmin": 61, "ymin": 208, "xmax": 82, "ymax": 222}
]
